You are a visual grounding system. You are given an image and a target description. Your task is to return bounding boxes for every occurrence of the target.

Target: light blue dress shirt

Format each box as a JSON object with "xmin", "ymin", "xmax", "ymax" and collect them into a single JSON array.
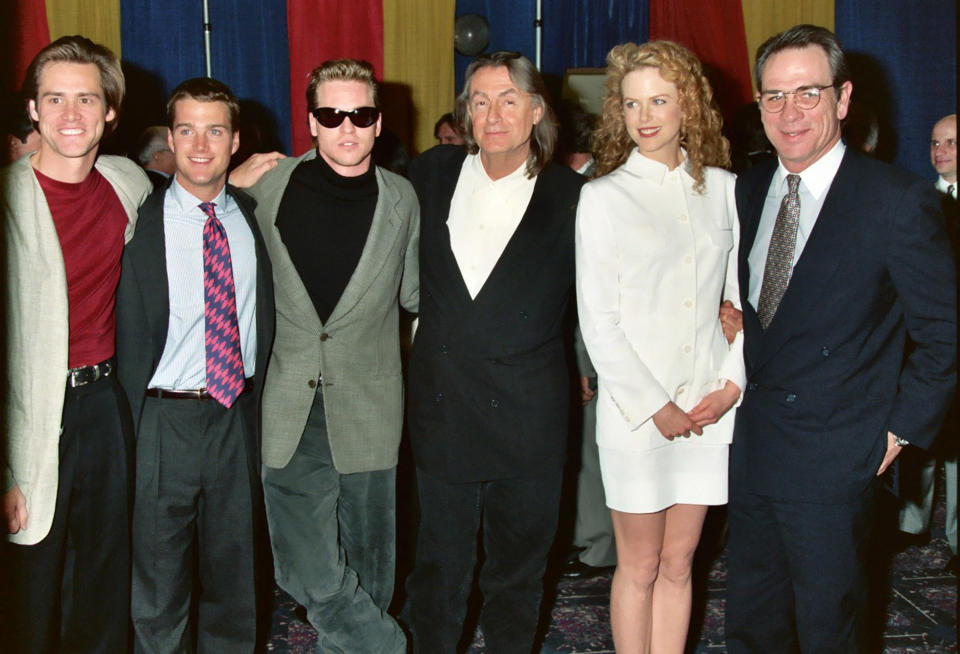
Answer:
[{"xmin": 148, "ymin": 178, "xmax": 258, "ymax": 390}]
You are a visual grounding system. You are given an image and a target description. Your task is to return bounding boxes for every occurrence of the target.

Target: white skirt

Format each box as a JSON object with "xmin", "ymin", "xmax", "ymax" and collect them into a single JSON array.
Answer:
[{"xmin": 598, "ymin": 440, "xmax": 728, "ymax": 514}]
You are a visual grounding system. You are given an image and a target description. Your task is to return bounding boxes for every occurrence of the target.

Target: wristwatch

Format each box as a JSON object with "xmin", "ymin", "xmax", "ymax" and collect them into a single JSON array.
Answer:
[{"xmin": 894, "ymin": 435, "xmax": 909, "ymax": 447}]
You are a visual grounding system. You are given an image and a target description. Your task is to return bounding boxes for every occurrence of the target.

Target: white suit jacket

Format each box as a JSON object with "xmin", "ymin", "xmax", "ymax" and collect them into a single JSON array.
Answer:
[
  {"xmin": 2, "ymin": 154, "xmax": 150, "ymax": 545},
  {"xmin": 576, "ymin": 151, "xmax": 745, "ymax": 452}
]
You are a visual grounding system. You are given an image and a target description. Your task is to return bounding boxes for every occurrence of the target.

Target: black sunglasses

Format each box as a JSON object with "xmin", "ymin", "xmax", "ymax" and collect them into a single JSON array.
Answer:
[{"xmin": 311, "ymin": 106, "xmax": 380, "ymax": 128}]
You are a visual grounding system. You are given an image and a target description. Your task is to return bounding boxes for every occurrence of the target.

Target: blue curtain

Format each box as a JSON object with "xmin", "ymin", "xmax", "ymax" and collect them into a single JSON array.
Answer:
[
  {"xmin": 835, "ymin": 0, "xmax": 956, "ymax": 177},
  {"xmin": 120, "ymin": 0, "xmax": 291, "ymax": 154},
  {"xmin": 541, "ymin": 0, "xmax": 649, "ymax": 78},
  {"xmin": 454, "ymin": 0, "xmax": 537, "ymax": 93}
]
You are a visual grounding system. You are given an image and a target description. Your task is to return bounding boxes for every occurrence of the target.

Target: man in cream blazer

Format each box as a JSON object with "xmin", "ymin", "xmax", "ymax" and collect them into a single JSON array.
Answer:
[{"xmin": 2, "ymin": 36, "xmax": 150, "ymax": 652}]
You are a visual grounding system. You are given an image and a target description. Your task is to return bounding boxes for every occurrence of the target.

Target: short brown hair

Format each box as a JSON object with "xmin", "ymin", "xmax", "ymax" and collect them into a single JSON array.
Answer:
[
  {"xmin": 455, "ymin": 51, "xmax": 557, "ymax": 178},
  {"xmin": 593, "ymin": 41, "xmax": 729, "ymax": 191},
  {"xmin": 754, "ymin": 24, "xmax": 850, "ymax": 91},
  {"xmin": 305, "ymin": 59, "xmax": 380, "ymax": 113},
  {"xmin": 22, "ymin": 35, "xmax": 125, "ymax": 134},
  {"xmin": 167, "ymin": 77, "xmax": 240, "ymax": 131}
]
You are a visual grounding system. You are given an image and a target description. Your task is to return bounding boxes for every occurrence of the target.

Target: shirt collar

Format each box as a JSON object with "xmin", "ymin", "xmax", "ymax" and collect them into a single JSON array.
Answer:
[
  {"xmin": 169, "ymin": 176, "xmax": 229, "ymax": 217},
  {"xmin": 772, "ymin": 139, "xmax": 845, "ymax": 200},
  {"xmin": 936, "ymin": 175, "xmax": 957, "ymax": 195},
  {"xmin": 465, "ymin": 152, "xmax": 533, "ymax": 186},
  {"xmin": 623, "ymin": 147, "xmax": 693, "ymax": 185}
]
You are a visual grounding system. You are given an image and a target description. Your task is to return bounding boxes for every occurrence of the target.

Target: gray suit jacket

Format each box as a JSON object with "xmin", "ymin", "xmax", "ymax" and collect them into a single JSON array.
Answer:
[
  {"xmin": 2, "ymin": 154, "xmax": 150, "ymax": 544},
  {"xmin": 247, "ymin": 150, "xmax": 419, "ymax": 473}
]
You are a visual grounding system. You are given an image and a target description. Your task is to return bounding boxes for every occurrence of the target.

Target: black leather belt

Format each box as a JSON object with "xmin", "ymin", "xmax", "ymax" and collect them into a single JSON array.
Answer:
[
  {"xmin": 145, "ymin": 378, "xmax": 254, "ymax": 400},
  {"xmin": 67, "ymin": 358, "xmax": 114, "ymax": 388}
]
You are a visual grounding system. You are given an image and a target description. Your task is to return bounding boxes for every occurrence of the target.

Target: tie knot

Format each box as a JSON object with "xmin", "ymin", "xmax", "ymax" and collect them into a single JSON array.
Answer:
[
  {"xmin": 199, "ymin": 202, "xmax": 217, "ymax": 220},
  {"xmin": 786, "ymin": 174, "xmax": 801, "ymax": 195},
  {"xmin": 948, "ymin": 184, "xmax": 956, "ymax": 198}
]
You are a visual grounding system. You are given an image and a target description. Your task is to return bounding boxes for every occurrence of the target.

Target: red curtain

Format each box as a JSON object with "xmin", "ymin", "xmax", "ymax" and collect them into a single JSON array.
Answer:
[
  {"xmin": 4, "ymin": 0, "xmax": 50, "ymax": 93},
  {"xmin": 649, "ymin": 0, "xmax": 753, "ymax": 121},
  {"xmin": 286, "ymin": 0, "xmax": 384, "ymax": 155}
]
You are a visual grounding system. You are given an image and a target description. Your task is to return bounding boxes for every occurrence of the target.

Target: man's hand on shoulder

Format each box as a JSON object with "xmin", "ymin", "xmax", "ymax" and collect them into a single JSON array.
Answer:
[
  {"xmin": 876, "ymin": 431, "xmax": 905, "ymax": 476},
  {"xmin": 229, "ymin": 151, "xmax": 286, "ymax": 188},
  {"xmin": 3, "ymin": 484, "xmax": 27, "ymax": 534}
]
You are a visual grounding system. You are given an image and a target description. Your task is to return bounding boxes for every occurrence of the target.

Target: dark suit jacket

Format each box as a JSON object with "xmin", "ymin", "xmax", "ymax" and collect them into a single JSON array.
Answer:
[
  {"xmin": 732, "ymin": 148, "xmax": 956, "ymax": 502},
  {"xmin": 115, "ymin": 183, "xmax": 276, "ymax": 483},
  {"xmin": 145, "ymin": 168, "xmax": 171, "ymax": 191},
  {"xmin": 407, "ymin": 146, "xmax": 586, "ymax": 482}
]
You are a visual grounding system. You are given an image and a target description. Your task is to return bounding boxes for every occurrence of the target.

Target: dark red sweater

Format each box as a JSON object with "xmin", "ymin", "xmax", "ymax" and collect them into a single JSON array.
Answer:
[{"xmin": 36, "ymin": 167, "xmax": 128, "ymax": 368}]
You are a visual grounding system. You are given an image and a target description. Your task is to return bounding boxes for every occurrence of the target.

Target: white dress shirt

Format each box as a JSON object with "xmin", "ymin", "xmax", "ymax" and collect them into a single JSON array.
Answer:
[
  {"xmin": 149, "ymin": 179, "xmax": 258, "ymax": 390},
  {"xmin": 576, "ymin": 150, "xmax": 745, "ymax": 452},
  {"xmin": 747, "ymin": 139, "xmax": 845, "ymax": 309},
  {"xmin": 447, "ymin": 153, "xmax": 537, "ymax": 299},
  {"xmin": 936, "ymin": 175, "xmax": 957, "ymax": 198}
]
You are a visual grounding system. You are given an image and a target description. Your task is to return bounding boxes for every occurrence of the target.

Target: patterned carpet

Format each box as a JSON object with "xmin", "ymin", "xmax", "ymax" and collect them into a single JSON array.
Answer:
[{"xmin": 267, "ymin": 499, "xmax": 957, "ymax": 653}]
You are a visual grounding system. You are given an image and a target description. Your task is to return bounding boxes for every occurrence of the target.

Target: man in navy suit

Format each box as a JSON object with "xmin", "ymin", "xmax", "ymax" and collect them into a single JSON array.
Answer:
[{"xmin": 726, "ymin": 25, "xmax": 956, "ymax": 653}]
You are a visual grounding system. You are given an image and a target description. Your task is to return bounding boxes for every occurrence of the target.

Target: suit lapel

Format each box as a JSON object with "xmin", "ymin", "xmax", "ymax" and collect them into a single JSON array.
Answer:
[
  {"xmin": 131, "ymin": 190, "xmax": 172, "ymax": 363},
  {"xmin": 429, "ymin": 155, "xmax": 475, "ymax": 308},
  {"xmin": 326, "ymin": 167, "xmax": 403, "ymax": 326},
  {"xmin": 257, "ymin": 152, "xmax": 324, "ymax": 331},
  {"xmin": 751, "ymin": 150, "xmax": 857, "ymax": 371},
  {"xmin": 471, "ymin": 168, "xmax": 553, "ymax": 308},
  {"xmin": 229, "ymin": 185, "xmax": 273, "ymax": 390},
  {"xmin": 739, "ymin": 165, "xmax": 774, "ymax": 341}
]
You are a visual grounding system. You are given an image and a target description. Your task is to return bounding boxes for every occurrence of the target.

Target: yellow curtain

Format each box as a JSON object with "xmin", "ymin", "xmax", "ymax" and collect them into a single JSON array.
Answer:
[
  {"xmin": 741, "ymin": 0, "xmax": 834, "ymax": 92},
  {"xmin": 46, "ymin": 0, "xmax": 122, "ymax": 58},
  {"xmin": 382, "ymin": 0, "xmax": 455, "ymax": 156}
]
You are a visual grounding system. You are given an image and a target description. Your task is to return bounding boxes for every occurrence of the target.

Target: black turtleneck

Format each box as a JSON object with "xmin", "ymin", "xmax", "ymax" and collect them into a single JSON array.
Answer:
[{"xmin": 276, "ymin": 154, "xmax": 379, "ymax": 324}]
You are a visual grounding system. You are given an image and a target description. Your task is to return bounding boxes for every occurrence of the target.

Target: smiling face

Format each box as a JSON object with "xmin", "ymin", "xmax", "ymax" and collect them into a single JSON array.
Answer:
[
  {"xmin": 168, "ymin": 98, "xmax": 239, "ymax": 202},
  {"xmin": 467, "ymin": 65, "xmax": 542, "ymax": 177},
  {"xmin": 28, "ymin": 61, "xmax": 115, "ymax": 179},
  {"xmin": 758, "ymin": 45, "xmax": 851, "ymax": 173},
  {"xmin": 622, "ymin": 66, "xmax": 683, "ymax": 169},
  {"xmin": 308, "ymin": 79, "xmax": 381, "ymax": 177},
  {"xmin": 930, "ymin": 115, "xmax": 957, "ymax": 183}
]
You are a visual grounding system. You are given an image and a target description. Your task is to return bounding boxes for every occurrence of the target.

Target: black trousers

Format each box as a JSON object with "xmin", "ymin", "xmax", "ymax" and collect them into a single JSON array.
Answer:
[
  {"xmin": 130, "ymin": 391, "xmax": 260, "ymax": 653},
  {"xmin": 406, "ymin": 466, "xmax": 563, "ymax": 654},
  {"xmin": 725, "ymin": 484, "xmax": 876, "ymax": 654},
  {"xmin": 1, "ymin": 375, "xmax": 132, "ymax": 654}
]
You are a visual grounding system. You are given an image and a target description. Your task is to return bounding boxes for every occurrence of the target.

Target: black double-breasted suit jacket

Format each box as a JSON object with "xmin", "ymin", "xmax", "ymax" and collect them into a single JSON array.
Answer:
[{"xmin": 407, "ymin": 146, "xmax": 586, "ymax": 482}]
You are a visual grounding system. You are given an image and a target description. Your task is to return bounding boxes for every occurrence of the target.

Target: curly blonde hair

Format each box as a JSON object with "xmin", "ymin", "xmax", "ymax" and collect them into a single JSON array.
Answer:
[{"xmin": 593, "ymin": 41, "xmax": 729, "ymax": 191}]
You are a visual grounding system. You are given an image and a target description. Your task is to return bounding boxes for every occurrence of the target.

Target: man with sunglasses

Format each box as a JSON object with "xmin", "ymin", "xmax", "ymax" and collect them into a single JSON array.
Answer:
[
  {"xmin": 244, "ymin": 58, "xmax": 417, "ymax": 653},
  {"xmin": 726, "ymin": 25, "xmax": 956, "ymax": 652}
]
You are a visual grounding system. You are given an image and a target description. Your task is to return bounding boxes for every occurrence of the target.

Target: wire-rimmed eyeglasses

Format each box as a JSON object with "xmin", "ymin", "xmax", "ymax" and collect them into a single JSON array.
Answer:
[{"xmin": 758, "ymin": 85, "xmax": 835, "ymax": 113}]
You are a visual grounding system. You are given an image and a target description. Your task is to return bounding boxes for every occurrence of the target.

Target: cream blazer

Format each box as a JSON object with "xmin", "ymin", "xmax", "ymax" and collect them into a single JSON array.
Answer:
[
  {"xmin": 576, "ymin": 151, "xmax": 745, "ymax": 452},
  {"xmin": 2, "ymin": 154, "xmax": 150, "ymax": 545}
]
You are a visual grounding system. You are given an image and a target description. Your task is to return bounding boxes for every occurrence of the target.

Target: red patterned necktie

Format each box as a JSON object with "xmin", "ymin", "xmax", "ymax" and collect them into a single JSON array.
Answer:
[{"xmin": 200, "ymin": 201, "xmax": 245, "ymax": 407}]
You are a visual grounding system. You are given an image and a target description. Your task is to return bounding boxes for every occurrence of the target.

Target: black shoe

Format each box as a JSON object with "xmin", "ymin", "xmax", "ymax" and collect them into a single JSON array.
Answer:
[
  {"xmin": 945, "ymin": 554, "xmax": 959, "ymax": 575},
  {"xmin": 561, "ymin": 558, "xmax": 614, "ymax": 579},
  {"xmin": 293, "ymin": 603, "xmax": 310, "ymax": 624},
  {"xmin": 891, "ymin": 531, "xmax": 930, "ymax": 553}
]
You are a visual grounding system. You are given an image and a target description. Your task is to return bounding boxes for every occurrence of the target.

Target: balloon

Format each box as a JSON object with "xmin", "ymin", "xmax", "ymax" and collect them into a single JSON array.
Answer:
[{"xmin": 454, "ymin": 13, "xmax": 489, "ymax": 57}]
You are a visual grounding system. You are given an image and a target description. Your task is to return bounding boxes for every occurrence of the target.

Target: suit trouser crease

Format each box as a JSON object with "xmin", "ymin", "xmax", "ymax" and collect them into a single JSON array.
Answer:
[
  {"xmin": 725, "ymin": 488, "xmax": 873, "ymax": 654},
  {"xmin": 3, "ymin": 377, "xmax": 131, "ymax": 654},
  {"xmin": 131, "ymin": 392, "xmax": 258, "ymax": 653},
  {"xmin": 262, "ymin": 390, "xmax": 404, "ymax": 654},
  {"xmin": 407, "ymin": 466, "xmax": 563, "ymax": 654}
]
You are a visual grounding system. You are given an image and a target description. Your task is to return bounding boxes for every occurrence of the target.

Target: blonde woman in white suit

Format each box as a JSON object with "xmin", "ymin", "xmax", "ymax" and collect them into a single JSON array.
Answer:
[{"xmin": 575, "ymin": 41, "xmax": 745, "ymax": 653}]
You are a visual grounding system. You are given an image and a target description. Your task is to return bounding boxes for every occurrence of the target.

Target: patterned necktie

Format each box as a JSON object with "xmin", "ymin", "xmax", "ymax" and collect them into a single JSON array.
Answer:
[
  {"xmin": 757, "ymin": 174, "xmax": 801, "ymax": 330},
  {"xmin": 948, "ymin": 183, "xmax": 956, "ymax": 199},
  {"xmin": 200, "ymin": 201, "xmax": 245, "ymax": 407}
]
